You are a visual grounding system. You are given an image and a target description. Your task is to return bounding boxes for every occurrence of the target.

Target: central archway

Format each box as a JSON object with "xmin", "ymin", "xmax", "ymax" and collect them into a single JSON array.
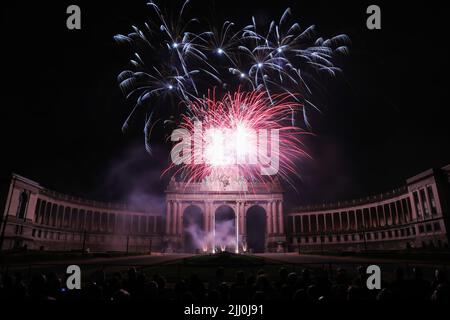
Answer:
[
  {"xmin": 214, "ymin": 205, "xmax": 236, "ymax": 252},
  {"xmin": 246, "ymin": 205, "xmax": 266, "ymax": 253},
  {"xmin": 183, "ymin": 205, "xmax": 204, "ymax": 253}
]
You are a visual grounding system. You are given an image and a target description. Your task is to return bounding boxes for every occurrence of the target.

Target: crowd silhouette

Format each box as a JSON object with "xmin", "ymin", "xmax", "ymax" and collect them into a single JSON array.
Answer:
[{"xmin": 1, "ymin": 264, "xmax": 449, "ymax": 302}]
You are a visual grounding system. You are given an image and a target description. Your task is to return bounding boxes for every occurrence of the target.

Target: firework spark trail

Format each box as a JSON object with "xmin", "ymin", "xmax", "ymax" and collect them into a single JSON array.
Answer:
[
  {"xmin": 115, "ymin": 0, "xmax": 349, "ymax": 187},
  {"xmin": 163, "ymin": 90, "xmax": 308, "ymax": 189}
]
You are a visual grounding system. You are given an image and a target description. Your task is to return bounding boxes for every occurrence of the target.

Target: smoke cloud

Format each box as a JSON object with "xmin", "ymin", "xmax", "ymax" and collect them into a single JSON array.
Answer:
[{"xmin": 184, "ymin": 219, "xmax": 238, "ymax": 252}]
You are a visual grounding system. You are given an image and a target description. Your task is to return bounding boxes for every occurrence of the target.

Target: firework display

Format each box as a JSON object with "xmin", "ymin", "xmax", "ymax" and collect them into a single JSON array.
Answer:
[
  {"xmin": 163, "ymin": 90, "xmax": 307, "ymax": 188},
  {"xmin": 115, "ymin": 0, "xmax": 350, "ymax": 180},
  {"xmin": 2, "ymin": 0, "xmax": 450, "ymax": 309}
]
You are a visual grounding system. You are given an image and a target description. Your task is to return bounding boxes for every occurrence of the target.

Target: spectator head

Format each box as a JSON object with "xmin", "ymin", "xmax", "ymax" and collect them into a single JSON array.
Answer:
[
  {"xmin": 219, "ymin": 282, "xmax": 229, "ymax": 300},
  {"xmin": 235, "ymin": 270, "xmax": 245, "ymax": 285},
  {"xmin": 111, "ymin": 288, "xmax": 131, "ymax": 301},
  {"xmin": 128, "ymin": 267, "xmax": 137, "ymax": 280},
  {"xmin": 255, "ymin": 274, "xmax": 271, "ymax": 292},
  {"xmin": 86, "ymin": 282, "xmax": 103, "ymax": 300},
  {"xmin": 144, "ymin": 280, "xmax": 159, "ymax": 299},
  {"xmin": 413, "ymin": 267, "xmax": 423, "ymax": 280},
  {"xmin": 336, "ymin": 268, "xmax": 348, "ymax": 285},
  {"xmin": 357, "ymin": 265, "xmax": 365, "ymax": 276},
  {"xmin": 287, "ymin": 272, "xmax": 298, "ymax": 286},
  {"xmin": 293, "ymin": 289, "xmax": 307, "ymax": 302},
  {"xmin": 253, "ymin": 290, "xmax": 266, "ymax": 301},
  {"xmin": 347, "ymin": 285, "xmax": 363, "ymax": 301},
  {"xmin": 153, "ymin": 274, "xmax": 166, "ymax": 291},
  {"xmin": 29, "ymin": 274, "xmax": 47, "ymax": 299},
  {"xmin": 279, "ymin": 267, "xmax": 288, "ymax": 281},
  {"xmin": 216, "ymin": 267, "xmax": 225, "ymax": 279},
  {"xmin": 301, "ymin": 269, "xmax": 310, "ymax": 280},
  {"xmin": 207, "ymin": 289, "xmax": 220, "ymax": 302},
  {"xmin": 174, "ymin": 279, "xmax": 187, "ymax": 296},
  {"xmin": 431, "ymin": 283, "xmax": 450, "ymax": 301},
  {"xmin": 377, "ymin": 288, "xmax": 393, "ymax": 301},
  {"xmin": 306, "ymin": 284, "xmax": 319, "ymax": 302},
  {"xmin": 395, "ymin": 268, "xmax": 404, "ymax": 281},
  {"xmin": 434, "ymin": 269, "xmax": 447, "ymax": 283}
]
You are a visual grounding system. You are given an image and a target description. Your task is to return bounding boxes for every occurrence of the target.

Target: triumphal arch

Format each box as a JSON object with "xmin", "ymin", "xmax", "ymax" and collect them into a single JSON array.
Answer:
[{"xmin": 164, "ymin": 176, "xmax": 285, "ymax": 253}]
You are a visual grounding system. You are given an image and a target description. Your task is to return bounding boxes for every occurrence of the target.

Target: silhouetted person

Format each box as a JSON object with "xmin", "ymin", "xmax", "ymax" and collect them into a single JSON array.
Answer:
[
  {"xmin": 390, "ymin": 268, "xmax": 408, "ymax": 299},
  {"xmin": 376, "ymin": 288, "xmax": 393, "ymax": 301},
  {"xmin": 230, "ymin": 270, "xmax": 248, "ymax": 300},
  {"xmin": 188, "ymin": 273, "xmax": 205, "ymax": 300},
  {"xmin": 275, "ymin": 267, "xmax": 288, "ymax": 291},
  {"xmin": 431, "ymin": 269, "xmax": 448, "ymax": 291},
  {"xmin": 407, "ymin": 267, "xmax": 430, "ymax": 300},
  {"xmin": 293, "ymin": 288, "xmax": 308, "ymax": 302},
  {"xmin": 111, "ymin": 288, "xmax": 131, "ymax": 301},
  {"xmin": 431, "ymin": 283, "xmax": 450, "ymax": 301},
  {"xmin": 331, "ymin": 268, "xmax": 349, "ymax": 301},
  {"xmin": 29, "ymin": 274, "xmax": 47, "ymax": 300},
  {"xmin": 209, "ymin": 267, "xmax": 225, "ymax": 292},
  {"xmin": 298, "ymin": 269, "xmax": 312, "ymax": 289}
]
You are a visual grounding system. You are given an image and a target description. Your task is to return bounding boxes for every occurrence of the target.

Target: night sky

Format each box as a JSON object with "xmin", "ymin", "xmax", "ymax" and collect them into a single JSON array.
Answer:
[{"xmin": 1, "ymin": 0, "xmax": 449, "ymax": 208}]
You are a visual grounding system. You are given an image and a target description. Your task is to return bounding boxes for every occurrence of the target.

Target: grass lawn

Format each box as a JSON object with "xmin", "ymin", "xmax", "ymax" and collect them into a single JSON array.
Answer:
[
  {"xmin": 135, "ymin": 253, "xmax": 291, "ymax": 284},
  {"xmin": 0, "ymin": 249, "xmax": 144, "ymax": 265},
  {"xmin": 311, "ymin": 250, "xmax": 450, "ymax": 262}
]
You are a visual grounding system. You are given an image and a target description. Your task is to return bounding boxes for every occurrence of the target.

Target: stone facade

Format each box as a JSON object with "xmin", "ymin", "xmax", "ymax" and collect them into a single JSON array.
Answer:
[
  {"xmin": 164, "ymin": 178, "xmax": 285, "ymax": 253},
  {"xmin": 0, "ymin": 175, "xmax": 163, "ymax": 252},
  {"xmin": 1, "ymin": 165, "xmax": 449, "ymax": 253},
  {"xmin": 286, "ymin": 165, "xmax": 450, "ymax": 252}
]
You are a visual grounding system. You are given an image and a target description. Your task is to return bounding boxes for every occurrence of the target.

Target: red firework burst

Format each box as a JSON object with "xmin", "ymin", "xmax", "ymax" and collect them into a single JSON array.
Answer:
[{"xmin": 164, "ymin": 90, "xmax": 309, "ymax": 190}]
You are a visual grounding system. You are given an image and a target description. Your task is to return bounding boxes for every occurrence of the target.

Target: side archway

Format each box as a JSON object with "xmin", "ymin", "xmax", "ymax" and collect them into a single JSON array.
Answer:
[
  {"xmin": 183, "ymin": 205, "xmax": 204, "ymax": 253},
  {"xmin": 246, "ymin": 205, "xmax": 266, "ymax": 253},
  {"xmin": 214, "ymin": 205, "xmax": 236, "ymax": 252}
]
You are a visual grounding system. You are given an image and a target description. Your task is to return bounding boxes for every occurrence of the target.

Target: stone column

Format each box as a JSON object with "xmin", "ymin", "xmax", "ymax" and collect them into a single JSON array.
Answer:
[
  {"xmin": 235, "ymin": 202, "xmax": 240, "ymax": 253},
  {"xmin": 386, "ymin": 205, "xmax": 392, "ymax": 225},
  {"xmin": 174, "ymin": 202, "xmax": 181, "ymax": 235},
  {"xmin": 391, "ymin": 203, "xmax": 396, "ymax": 225},
  {"xmin": 105, "ymin": 213, "xmax": 109, "ymax": 233},
  {"xmin": 208, "ymin": 202, "xmax": 213, "ymax": 233},
  {"xmin": 423, "ymin": 190, "xmax": 432, "ymax": 218},
  {"xmin": 165, "ymin": 201, "xmax": 172, "ymax": 235},
  {"xmin": 83, "ymin": 212, "xmax": 88, "ymax": 231},
  {"xmin": 171, "ymin": 202, "xmax": 177, "ymax": 235},
  {"xmin": 92, "ymin": 212, "xmax": 96, "ymax": 232},
  {"xmin": 360, "ymin": 209, "xmax": 365, "ymax": 228},
  {"xmin": 272, "ymin": 201, "xmax": 277, "ymax": 235},
  {"xmin": 278, "ymin": 201, "xmax": 284, "ymax": 234},
  {"xmin": 210, "ymin": 203, "xmax": 214, "ymax": 233},
  {"xmin": 266, "ymin": 202, "xmax": 272, "ymax": 235},
  {"xmin": 400, "ymin": 199, "xmax": 406, "ymax": 223},
  {"xmin": 346, "ymin": 212, "xmax": 350, "ymax": 230},
  {"xmin": 203, "ymin": 201, "xmax": 209, "ymax": 233},
  {"xmin": 239, "ymin": 202, "xmax": 245, "ymax": 236},
  {"xmin": 211, "ymin": 203, "xmax": 216, "ymax": 252},
  {"xmin": 377, "ymin": 206, "xmax": 383, "ymax": 226},
  {"xmin": 73, "ymin": 210, "xmax": 78, "ymax": 231},
  {"xmin": 40, "ymin": 202, "xmax": 46, "ymax": 224},
  {"xmin": 59, "ymin": 207, "xmax": 64, "ymax": 228},
  {"xmin": 408, "ymin": 194, "xmax": 418, "ymax": 221},
  {"xmin": 177, "ymin": 203, "xmax": 183, "ymax": 246}
]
